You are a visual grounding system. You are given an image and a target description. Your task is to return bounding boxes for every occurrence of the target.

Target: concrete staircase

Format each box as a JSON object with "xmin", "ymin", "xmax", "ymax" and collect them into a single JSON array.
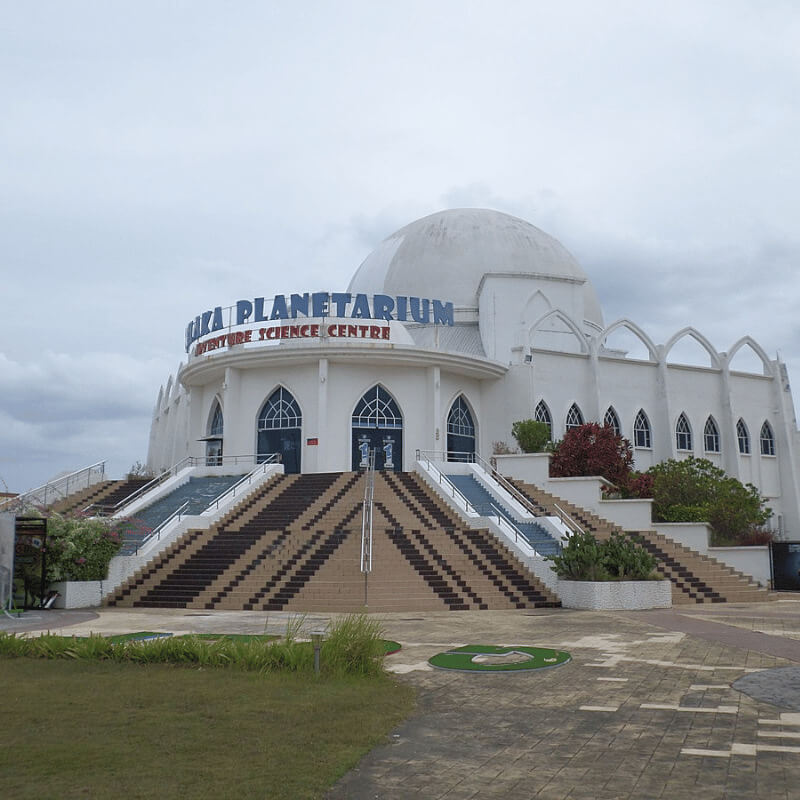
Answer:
[
  {"xmin": 507, "ymin": 478, "xmax": 771, "ymax": 605},
  {"xmin": 107, "ymin": 470, "xmax": 560, "ymax": 612}
]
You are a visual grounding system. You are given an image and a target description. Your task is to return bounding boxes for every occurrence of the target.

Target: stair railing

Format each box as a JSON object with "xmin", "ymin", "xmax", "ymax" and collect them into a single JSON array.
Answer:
[
  {"xmin": 135, "ymin": 501, "xmax": 190, "ymax": 555},
  {"xmin": 206, "ymin": 454, "xmax": 280, "ymax": 512},
  {"xmin": 2, "ymin": 461, "xmax": 106, "ymax": 511},
  {"xmin": 360, "ymin": 449, "xmax": 376, "ymax": 575},
  {"xmin": 414, "ymin": 450, "xmax": 477, "ymax": 515}
]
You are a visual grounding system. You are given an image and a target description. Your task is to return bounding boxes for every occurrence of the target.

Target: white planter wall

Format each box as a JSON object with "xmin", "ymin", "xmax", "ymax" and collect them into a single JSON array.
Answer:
[{"xmin": 557, "ymin": 579, "xmax": 672, "ymax": 610}]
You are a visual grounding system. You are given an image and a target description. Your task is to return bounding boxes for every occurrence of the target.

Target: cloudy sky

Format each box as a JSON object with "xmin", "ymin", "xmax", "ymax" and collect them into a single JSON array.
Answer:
[{"xmin": 2, "ymin": 1, "xmax": 799, "ymax": 492}]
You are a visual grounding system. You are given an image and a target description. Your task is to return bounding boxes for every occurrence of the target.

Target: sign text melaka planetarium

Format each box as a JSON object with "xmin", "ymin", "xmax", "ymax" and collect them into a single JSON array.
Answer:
[{"xmin": 185, "ymin": 292, "xmax": 454, "ymax": 354}]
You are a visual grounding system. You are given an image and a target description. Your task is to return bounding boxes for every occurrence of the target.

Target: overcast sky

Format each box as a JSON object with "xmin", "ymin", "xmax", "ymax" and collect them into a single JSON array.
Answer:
[{"xmin": 2, "ymin": 1, "xmax": 799, "ymax": 492}]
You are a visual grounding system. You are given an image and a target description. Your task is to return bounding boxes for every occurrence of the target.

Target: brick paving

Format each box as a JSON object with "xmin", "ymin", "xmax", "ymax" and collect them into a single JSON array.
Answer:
[{"xmin": 4, "ymin": 599, "xmax": 800, "ymax": 798}]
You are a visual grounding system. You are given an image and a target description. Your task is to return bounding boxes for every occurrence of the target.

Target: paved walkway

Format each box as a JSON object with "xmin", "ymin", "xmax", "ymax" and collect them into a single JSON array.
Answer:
[{"xmin": 4, "ymin": 598, "xmax": 800, "ymax": 799}]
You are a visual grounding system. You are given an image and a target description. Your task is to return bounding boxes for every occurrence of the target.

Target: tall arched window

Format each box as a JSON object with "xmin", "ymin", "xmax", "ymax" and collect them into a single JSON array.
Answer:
[
  {"xmin": 676, "ymin": 413, "xmax": 692, "ymax": 451},
  {"xmin": 633, "ymin": 410, "xmax": 651, "ymax": 449},
  {"xmin": 446, "ymin": 395, "xmax": 476, "ymax": 461},
  {"xmin": 352, "ymin": 385, "xmax": 403, "ymax": 470},
  {"xmin": 209, "ymin": 403, "xmax": 224, "ymax": 436},
  {"xmin": 206, "ymin": 401, "xmax": 224, "ymax": 466},
  {"xmin": 257, "ymin": 387, "xmax": 302, "ymax": 472},
  {"xmin": 704, "ymin": 416, "xmax": 720, "ymax": 453},
  {"xmin": 534, "ymin": 400, "xmax": 552, "ymax": 438},
  {"xmin": 604, "ymin": 406, "xmax": 621, "ymax": 436},
  {"xmin": 565, "ymin": 403, "xmax": 584, "ymax": 431},
  {"xmin": 737, "ymin": 419, "xmax": 750, "ymax": 454},
  {"xmin": 760, "ymin": 421, "xmax": 776, "ymax": 456}
]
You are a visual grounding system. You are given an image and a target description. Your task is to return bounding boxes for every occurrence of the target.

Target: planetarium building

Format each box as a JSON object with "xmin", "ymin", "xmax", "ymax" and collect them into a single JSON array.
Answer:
[{"xmin": 148, "ymin": 209, "xmax": 800, "ymax": 535}]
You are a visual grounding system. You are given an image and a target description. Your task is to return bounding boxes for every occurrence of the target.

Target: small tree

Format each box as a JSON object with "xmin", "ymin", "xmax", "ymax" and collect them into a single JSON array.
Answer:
[
  {"xmin": 647, "ymin": 457, "xmax": 771, "ymax": 544},
  {"xmin": 511, "ymin": 420, "xmax": 551, "ymax": 453},
  {"xmin": 549, "ymin": 423, "xmax": 634, "ymax": 487}
]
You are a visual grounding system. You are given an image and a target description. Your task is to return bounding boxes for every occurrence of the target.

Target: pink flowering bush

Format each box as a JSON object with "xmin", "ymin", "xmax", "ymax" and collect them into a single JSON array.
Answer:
[{"xmin": 44, "ymin": 513, "xmax": 124, "ymax": 582}]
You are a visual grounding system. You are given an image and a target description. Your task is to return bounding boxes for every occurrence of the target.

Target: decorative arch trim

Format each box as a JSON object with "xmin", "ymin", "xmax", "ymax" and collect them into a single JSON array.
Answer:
[
  {"xmin": 727, "ymin": 336, "xmax": 773, "ymax": 376},
  {"xmin": 597, "ymin": 318, "xmax": 658, "ymax": 361},
  {"xmin": 663, "ymin": 327, "xmax": 721, "ymax": 369},
  {"xmin": 528, "ymin": 309, "xmax": 590, "ymax": 355}
]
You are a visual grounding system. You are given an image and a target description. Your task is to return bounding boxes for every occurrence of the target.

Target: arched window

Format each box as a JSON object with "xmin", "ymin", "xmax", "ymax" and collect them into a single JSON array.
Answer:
[
  {"xmin": 446, "ymin": 395, "xmax": 476, "ymax": 461},
  {"xmin": 352, "ymin": 385, "xmax": 403, "ymax": 470},
  {"xmin": 604, "ymin": 406, "xmax": 621, "ymax": 436},
  {"xmin": 258, "ymin": 387, "xmax": 302, "ymax": 430},
  {"xmin": 737, "ymin": 419, "xmax": 750, "ymax": 454},
  {"xmin": 257, "ymin": 387, "xmax": 302, "ymax": 472},
  {"xmin": 633, "ymin": 410, "xmax": 651, "ymax": 449},
  {"xmin": 534, "ymin": 400, "xmax": 552, "ymax": 438},
  {"xmin": 565, "ymin": 403, "xmax": 584, "ymax": 431},
  {"xmin": 760, "ymin": 421, "xmax": 776, "ymax": 456},
  {"xmin": 704, "ymin": 416, "xmax": 720, "ymax": 453},
  {"xmin": 209, "ymin": 402, "xmax": 224, "ymax": 436},
  {"xmin": 676, "ymin": 413, "xmax": 692, "ymax": 451},
  {"xmin": 352, "ymin": 386, "xmax": 402, "ymax": 429},
  {"xmin": 206, "ymin": 401, "xmax": 224, "ymax": 466}
]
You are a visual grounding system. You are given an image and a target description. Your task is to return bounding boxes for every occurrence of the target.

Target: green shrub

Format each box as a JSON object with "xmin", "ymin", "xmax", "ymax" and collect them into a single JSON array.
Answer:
[
  {"xmin": 42, "ymin": 512, "xmax": 124, "ymax": 583},
  {"xmin": 511, "ymin": 420, "xmax": 551, "ymax": 453},
  {"xmin": 647, "ymin": 457, "xmax": 771, "ymax": 544},
  {"xmin": 546, "ymin": 530, "xmax": 658, "ymax": 581}
]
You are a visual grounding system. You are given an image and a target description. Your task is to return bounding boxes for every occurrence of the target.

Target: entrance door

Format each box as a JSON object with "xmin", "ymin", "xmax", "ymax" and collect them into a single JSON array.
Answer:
[
  {"xmin": 446, "ymin": 395, "xmax": 476, "ymax": 461},
  {"xmin": 351, "ymin": 386, "xmax": 403, "ymax": 470},
  {"xmin": 258, "ymin": 428, "xmax": 301, "ymax": 474},
  {"xmin": 257, "ymin": 387, "xmax": 302, "ymax": 474}
]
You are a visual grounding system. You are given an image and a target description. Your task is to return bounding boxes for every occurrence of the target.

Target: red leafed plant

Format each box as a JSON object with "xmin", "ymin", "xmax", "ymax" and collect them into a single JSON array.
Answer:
[{"xmin": 549, "ymin": 423, "xmax": 634, "ymax": 488}]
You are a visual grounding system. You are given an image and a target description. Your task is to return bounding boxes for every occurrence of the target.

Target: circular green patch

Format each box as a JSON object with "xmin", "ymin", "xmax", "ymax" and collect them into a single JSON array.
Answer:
[
  {"xmin": 428, "ymin": 644, "xmax": 570, "ymax": 673},
  {"xmin": 382, "ymin": 640, "xmax": 401, "ymax": 655}
]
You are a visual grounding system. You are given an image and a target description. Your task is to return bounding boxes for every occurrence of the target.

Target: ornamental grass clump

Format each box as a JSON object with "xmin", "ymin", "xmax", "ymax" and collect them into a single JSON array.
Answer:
[
  {"xmin": 0, "ymin": 613, "xmax": 388, "ymax": 676},
  {"xmin": 322, "ymin": 614, "xmax": 386, "ymax": 677},
  {"xmin": 546, "ymin": 530, "xmax": 658, "ymax": 581}
]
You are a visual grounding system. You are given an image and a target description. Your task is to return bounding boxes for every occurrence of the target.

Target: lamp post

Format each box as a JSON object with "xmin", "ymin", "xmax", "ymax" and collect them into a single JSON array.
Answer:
[{"xmin": 311, "ymin": 629, "xmax": 325, "ymax": 675}]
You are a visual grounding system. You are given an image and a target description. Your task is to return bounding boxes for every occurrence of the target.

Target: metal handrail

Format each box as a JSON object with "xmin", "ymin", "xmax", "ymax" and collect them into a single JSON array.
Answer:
[
  {"xmin": 417, "ymin": 448, "xmax": 584, "ymax": 538},
  {"xmin": 206, "ymin": 455, "xmax": 280, "ymax": 512},
  {"xmin": 90, "ymin": 453, "xmax": 275, "ymax": 516},
  {"xmin": 415, "ymin": 451, "xmax": 477, "ymax": 514},
  {"xmin": 360, "ymin": 450, "xmax": 376, "ymax": 575},
  {"xmin": 131, "ymin": 456, "xmax": 280, "ymax": 555},
  {"xmin": 135, "ymin": 500, "xmax": 191, "ymax": 554},
  {"xmin": 1, "ymin": 461, "xmax": 106, "ymax": 511}
]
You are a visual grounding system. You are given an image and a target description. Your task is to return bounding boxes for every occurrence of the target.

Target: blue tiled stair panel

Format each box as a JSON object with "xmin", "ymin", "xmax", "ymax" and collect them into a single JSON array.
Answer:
[{"xmin": 445, "ymin": 474, "xmax": 561, "ymax": 556}]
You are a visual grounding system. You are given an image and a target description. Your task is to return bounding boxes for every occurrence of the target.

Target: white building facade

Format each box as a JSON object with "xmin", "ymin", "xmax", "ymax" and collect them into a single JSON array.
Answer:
[{"xmin": 148, "ymin": 209, "xmax": 800, "ymax": 536}]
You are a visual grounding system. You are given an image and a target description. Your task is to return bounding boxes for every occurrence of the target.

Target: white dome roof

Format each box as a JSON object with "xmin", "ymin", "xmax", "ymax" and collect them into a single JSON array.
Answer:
[{"xmin": 348, "ymin": 209, "xmax": 601, "ymax": 323}]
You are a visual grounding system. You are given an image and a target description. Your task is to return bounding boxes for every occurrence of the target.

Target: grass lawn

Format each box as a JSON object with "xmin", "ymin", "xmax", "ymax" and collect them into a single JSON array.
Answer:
[{"xmin": 0, "ymin": 658, "xmax": 415, "ymax": 799}]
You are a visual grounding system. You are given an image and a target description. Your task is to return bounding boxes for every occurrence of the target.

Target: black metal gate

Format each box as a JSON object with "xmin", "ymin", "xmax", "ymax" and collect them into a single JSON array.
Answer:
[{"xmin": 770, "ymin": 541, "xmax": 800, "ymax": 590}]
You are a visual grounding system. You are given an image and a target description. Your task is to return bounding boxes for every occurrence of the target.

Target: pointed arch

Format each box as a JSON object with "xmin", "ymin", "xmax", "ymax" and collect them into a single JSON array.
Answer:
[
  {"xmin": 534, "ymin": 400, "xmax": 552, "ymax": 438},
  {"xmin": 519, "ymin": 289, "xmax": 552, "ymax": 324},
  {"xmin": 257, "ymin": 386, "xmax": 302, "ymax": 472},
  {"xmin": 565, "ymin": 403, "xmax": 584, "ymax": 431},
  {"xmin": 446, "ymin": 394, "xmax": 477, "ymax": 462},
  {"xmin": 703, "ymin": 416, "xmax": 720, "ymax": 453},
  {"xmin": 351, "ymin": 384, "xmax": 403, "ymax": 470},
  {"xmin": 156, "ymin": 385, "xmax": 164, "ymax": 413},
  {"xmin": 633, "ymin": 409, "xmax": 651, "ymax": 449},
  {"xmin": 760, "ymin": 421, "xmax": 776, "ymax": 456},
  {"xmin": 597, "ymin": 319, "xmax": 658, "ymax": 361},
  {"xmin": 736, "ymin": 418, "xmax": 750, "ymax": 454},
  {"xmin": 205, "ymin": 398, "xmax": 224, "ymax": 465},
  {"xmin": 528, "ymin": 309, "xmax": 590, "ymax": 355},
  {"xmin": 663, "ymin": 327, "xmax": 721, "ymax": 369},
  {"xmin": 163, "ymin": 375, "xmax": 174, "ymax": 409},
  {"xmin": 676, "ymin": 412, "xmax": 693, "ymax": 451},
  {"xmin": 727, "ymin": 336, "xmax": 772, "ymax": 376},
  {"xmin": 208, "ymin": 399, "xmax": 224, "ymax": 436},
  {"xmin": 603, "ymin": 406, "xmax": 621, "ymax": 436}
]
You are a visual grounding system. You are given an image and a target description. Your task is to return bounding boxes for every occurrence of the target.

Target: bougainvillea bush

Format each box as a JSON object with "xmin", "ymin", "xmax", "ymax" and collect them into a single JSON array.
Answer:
[{"xmin": 44, "ymin": 513, "xmax": 123, "ymax": 582}]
